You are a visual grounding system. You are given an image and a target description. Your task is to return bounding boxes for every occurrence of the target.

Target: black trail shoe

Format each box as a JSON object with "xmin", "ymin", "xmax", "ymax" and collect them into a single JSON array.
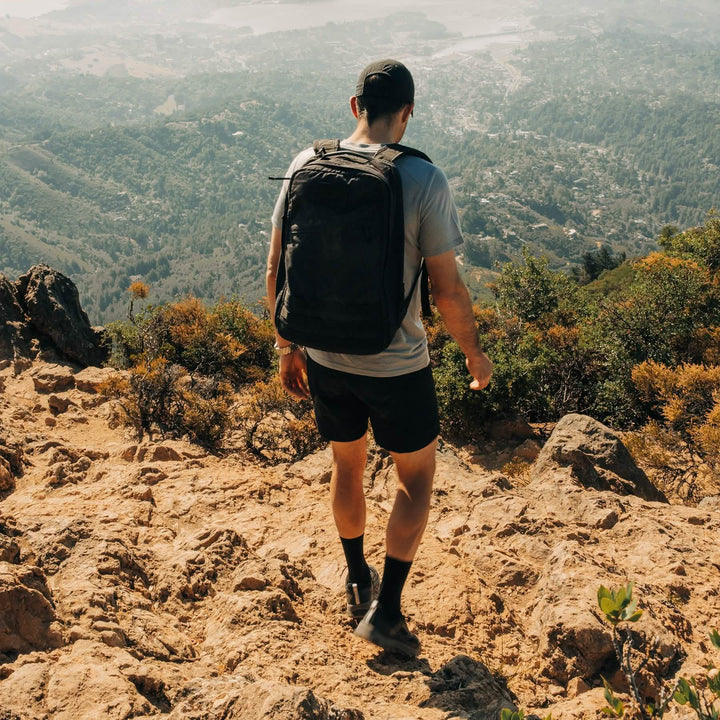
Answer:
[
  {"xmin": 345, "ymin": 565, "xmax": 380, "ymax": 621},
  {"xmin": 354, "ymin": 600, "xmax": 420, "ymax": 657}
]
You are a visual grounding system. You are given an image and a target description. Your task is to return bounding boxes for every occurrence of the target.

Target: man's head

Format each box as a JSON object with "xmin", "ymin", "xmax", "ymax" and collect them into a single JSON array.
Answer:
[{"xmin": 353, "ymin": 59, "xmax": 414, "ymax": 126}]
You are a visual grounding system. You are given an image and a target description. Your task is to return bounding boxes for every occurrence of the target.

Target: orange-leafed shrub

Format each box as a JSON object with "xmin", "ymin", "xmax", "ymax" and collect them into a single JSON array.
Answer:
[
  {"xmin": 108, "ymin": 295, "xmax": 274, "ymax": 387},
  {"xmin": 235, "ymin": 376, "xmax": 323, "ymax": 463},
  {"xmin": 632, "ymin": 360, "xmax": 720, "ymax": 467},
  {"xmin": 101, "ymin": 356, "xmax": 234, "ymax": 449}
]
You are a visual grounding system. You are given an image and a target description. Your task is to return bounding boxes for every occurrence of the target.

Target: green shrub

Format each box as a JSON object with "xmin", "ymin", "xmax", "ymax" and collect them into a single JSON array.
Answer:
[
  {"xmin": 107, "ymin": 294, "xmax": 274, "ymax": 387},
  {"xmin": 101, "ymin": 356, "xmax": 234, "ymax": 449}
]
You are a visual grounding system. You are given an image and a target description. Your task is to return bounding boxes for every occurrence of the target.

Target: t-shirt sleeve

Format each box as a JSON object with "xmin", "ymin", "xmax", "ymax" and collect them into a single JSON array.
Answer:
[
  {"xmin": 417, "ymin": 166, "xmax": 464, "ymax": 258},
  {"xmin": 271, "ymin": 148, "xmax": 315, "ymax": 229}
]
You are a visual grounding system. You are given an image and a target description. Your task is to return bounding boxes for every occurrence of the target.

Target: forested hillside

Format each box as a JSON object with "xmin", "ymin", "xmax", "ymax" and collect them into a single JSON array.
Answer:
[{"xmin": 1, "ymin": 4, "xmax": 720, "ymax": 322}]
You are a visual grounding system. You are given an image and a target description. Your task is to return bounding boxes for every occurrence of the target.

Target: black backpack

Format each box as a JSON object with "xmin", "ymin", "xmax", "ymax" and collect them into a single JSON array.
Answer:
[{"xmin": 274, "ymin": 139, "xmax": 432, "ymax": 355}]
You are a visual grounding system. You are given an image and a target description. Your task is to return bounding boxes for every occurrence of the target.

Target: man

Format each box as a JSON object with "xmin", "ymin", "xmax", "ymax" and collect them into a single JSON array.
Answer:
[{"xmin": 266, "ymin": 59, "xmax": 492, "ymax": 657}]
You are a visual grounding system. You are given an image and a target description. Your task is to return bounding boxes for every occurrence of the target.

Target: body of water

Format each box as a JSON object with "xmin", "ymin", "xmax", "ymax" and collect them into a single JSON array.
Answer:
[{"xmin": 202, "ymin": 0, "xmax": 528, "ymax": 37}]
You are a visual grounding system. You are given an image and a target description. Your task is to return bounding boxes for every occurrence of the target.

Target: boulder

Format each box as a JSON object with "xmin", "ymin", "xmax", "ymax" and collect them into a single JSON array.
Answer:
[
  {"xmin": 48, "ymin": 394, "xmax": 73, "ymax": 414},
  {"xmin": 0, "ymin": 516, "xmax": 20, "ymax": 563},
  {"xmin": 0, "ymin": 641, "xmax": 158, "ymax": 719},
  {"xmin": 168, "ymin": 678, "xmax": 365, "ymax": 720},
  {"xmin": 0, "ymin": 562, "xmax": 64, "ymax": 654},
  {"xmin": 531, "ymin": 413, "xmax": 666, "ymax": 502},
  {"xmin": 15, "ymin": 265, "xmax": 107, "ymax": 367},
  {"xmin": 0, "ymin": 458, "xmax": 14, "ymax": 492},
  {"xmin": 30, "ymin": 364, "xmax": 75, "ymax": 393},
  {"xmin": 74, "ymin": 366, "xmax": 117, "ymax": 393},
  {"xmin": 0, "ymin": 274, "xmax": 32, "ymax": 364},
  {"xmin": 0, "ymin": 535, "xmax": 20, "ymax": 563},
  {"xmin": 0, "ymin": 440, "xmax": 23, "ymax": 493},
  {"xmin": 136, "ymin": 445, "xmax": 183, "ymax": 463}
]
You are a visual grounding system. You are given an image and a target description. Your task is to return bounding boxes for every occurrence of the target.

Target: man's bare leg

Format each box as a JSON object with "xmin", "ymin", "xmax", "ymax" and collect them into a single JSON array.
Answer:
[
  {"xmin": 331, "ymin": 433, "xmax": 379, "ymax": 620},
  {"xmin": 330, "ymin": 434, "xmax": 368, "ymax": 539},
  {"xmin": 386, "ymin": 436, "xmax": 437, "ymax": 561},
  {"xmin": 354, "ymin": 437, "xmax": 437, "ymax": 656}
]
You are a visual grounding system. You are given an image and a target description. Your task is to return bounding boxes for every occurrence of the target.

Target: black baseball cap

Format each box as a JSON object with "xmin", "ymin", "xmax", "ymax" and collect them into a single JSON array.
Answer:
[{"xmin": 355, "ymin": 59, "xmax": 414, "ymax": 104}]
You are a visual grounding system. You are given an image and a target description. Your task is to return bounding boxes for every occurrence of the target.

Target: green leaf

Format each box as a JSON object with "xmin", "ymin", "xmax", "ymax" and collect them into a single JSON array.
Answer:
[
  {"xmin": 626, "ymin": 610, "xmax": 643, "ymax": 623},
  {"xmin": 602, "ymin": 677, "xmax": 624, "ymax": 714},
  {"xmin": 674, "ymin": 677, "xmax": 691, "ymax": 705},
  {"xmin": 598, "ymin": 585, "xmax": 612, "ymax": 604},
  {"xmin": 600, "ymin": 596, "xmax": 618, "ymax": 615},
  {"xmin": 615, "ymin": 586, "xmax": 627, "ymax": 607},
  {"xmin": 708, "ymin": 672, "xmax": 720, "ymax": 696},
  {"xmin": 711, "ymin": 630, "xmax": 720, "ymax": 649},
  {"xmin": 500, "ymin": 710, "xmax": 522, "ymax": 720},
  {"xmin": 620, "ymin": 599, "xmax": 637, "ymax": 620}
]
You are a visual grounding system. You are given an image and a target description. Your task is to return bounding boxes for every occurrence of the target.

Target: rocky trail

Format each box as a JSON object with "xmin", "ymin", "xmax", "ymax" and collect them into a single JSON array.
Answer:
[{"xmin": 2, "ymin": 359, "xmax": 720, "ymax": 720}]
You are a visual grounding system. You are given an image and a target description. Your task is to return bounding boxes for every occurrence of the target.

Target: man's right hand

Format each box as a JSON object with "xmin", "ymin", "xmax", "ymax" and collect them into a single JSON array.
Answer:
[
  {"xmin": 279, "ymin": 350, "xmax": 310, "ymax": 400},
  {"xmin": 466, "ymin": 352, "xmax": 493, "ymax": 391}
]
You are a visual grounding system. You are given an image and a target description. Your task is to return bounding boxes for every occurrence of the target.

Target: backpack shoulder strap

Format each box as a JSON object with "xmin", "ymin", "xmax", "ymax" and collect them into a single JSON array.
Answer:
[
  {"xmin": 366, "ymin": 143, "xmax": 434, "ymax": 318},
  {"xmin": 313, "ymin": 139, "xmax": 342, "ymax": 156},
  {"xmin": 378, "ymin": 144, "xmax": 434, "ymax": 317},
  {"xmin": 377, "ymin": 143, "xmax": 433, "ymax": 165}
]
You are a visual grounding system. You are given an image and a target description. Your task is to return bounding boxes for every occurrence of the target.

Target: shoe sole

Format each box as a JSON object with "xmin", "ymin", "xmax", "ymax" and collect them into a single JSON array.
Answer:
[{"xmin": 354, "ymin": 619, "xmax": 420, "ymax": 657}]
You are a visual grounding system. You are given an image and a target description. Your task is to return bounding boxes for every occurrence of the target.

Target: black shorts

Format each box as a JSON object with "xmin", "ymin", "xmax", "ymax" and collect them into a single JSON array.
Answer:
[{"xmin": 306, "ymin": 357, "xmax": 440, "ymax": 454}]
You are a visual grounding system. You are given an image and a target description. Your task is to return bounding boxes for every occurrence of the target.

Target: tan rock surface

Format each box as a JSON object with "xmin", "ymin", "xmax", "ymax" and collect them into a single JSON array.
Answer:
[{"xmin": 0, "ymin": 364, "xmax": 719, "ymax": 719}]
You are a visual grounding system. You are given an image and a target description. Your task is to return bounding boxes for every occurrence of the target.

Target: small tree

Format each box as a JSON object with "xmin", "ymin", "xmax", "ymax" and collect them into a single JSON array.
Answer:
[
  {"xmin": 597, "ymin": 582, "xmax": 679, "ymax": 718},
  {"xmin": 492, "ymin": 248, "xmax": 577, "ymax": 326},
  {"xmin": 127, "ymin": 280, "xmax": 149, "ymax": 321},
  {"xmin": 658, "ymin": 211, "xmax": 720, "ymax": 275}
]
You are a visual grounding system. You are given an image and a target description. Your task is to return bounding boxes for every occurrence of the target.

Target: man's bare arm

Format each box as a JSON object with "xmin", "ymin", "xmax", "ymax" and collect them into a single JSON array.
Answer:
[
  {"xmin": 266, "ymin": 226, "xmax": 283, "ymax": 322},
  {"xmin": 266, "ymin": 226, "xmax": 310, "ymax": 399},
  {"xmin": 424, "ymin": 249, "xmax": 493, "ymax": 390}
]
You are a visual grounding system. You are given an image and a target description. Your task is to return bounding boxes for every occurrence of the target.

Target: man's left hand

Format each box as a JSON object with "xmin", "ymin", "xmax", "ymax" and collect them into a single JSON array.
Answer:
[{"xmin": 279, "ymin": 350, "xmax": 310, "ymax": 400}]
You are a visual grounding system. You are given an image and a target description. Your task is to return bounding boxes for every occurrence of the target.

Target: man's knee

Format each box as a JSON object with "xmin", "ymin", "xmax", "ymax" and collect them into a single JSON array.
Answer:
[
  {"xmin": 391, "ymin": 436, "xmax": 437, "ymax": 476},
  {"xmin": 331, "ymin": 435, "xmax": 368, "ymax": 482}
]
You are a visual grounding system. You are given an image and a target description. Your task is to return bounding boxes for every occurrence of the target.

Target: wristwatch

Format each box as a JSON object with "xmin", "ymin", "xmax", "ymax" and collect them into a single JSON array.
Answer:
[{"xmin": 274, "ymin": 342, "xmax": 300, "ymax": 356}]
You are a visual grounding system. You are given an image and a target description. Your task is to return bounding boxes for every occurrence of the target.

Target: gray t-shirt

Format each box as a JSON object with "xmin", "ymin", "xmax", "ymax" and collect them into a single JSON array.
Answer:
[{"xmin": 271, "ymin": 140, "xmax": 463, "ymax": 377}]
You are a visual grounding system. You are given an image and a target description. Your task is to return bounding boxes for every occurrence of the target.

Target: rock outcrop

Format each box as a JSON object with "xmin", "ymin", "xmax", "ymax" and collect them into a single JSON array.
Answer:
[
  {"xmin": 0, "ymin": 265, "xmax": 107, "ymax": 369},
  {"xmin": 0, "ymin": 275, "xmax": 33, "ymax": 367},
  {"xmin": 531, "ymin": 413, "xmax": 667, "ymax": 502},
  {"xmin": 0, "ymin": 562, "xmax": 64, "ymax": 655}
]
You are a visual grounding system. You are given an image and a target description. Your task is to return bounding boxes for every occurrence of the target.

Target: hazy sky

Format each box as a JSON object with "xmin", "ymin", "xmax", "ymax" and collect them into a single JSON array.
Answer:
[{"xmin": 0, "ymin": 0, "xmax": 69, "ymax": 18}]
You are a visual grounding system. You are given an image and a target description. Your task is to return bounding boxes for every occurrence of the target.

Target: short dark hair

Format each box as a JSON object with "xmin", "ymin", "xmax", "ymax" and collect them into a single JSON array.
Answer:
[{"xmin": 356, "ymin": 75, "xmax": 409, "ymax": 125}]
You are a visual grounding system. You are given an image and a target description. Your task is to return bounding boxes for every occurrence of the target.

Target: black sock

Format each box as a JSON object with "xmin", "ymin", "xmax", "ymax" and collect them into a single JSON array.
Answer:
[
  {"xmin": 340, "ymin": 534, "xmax": 371, "ymax": 585},
  {"xmin": 378, "ymin": 555, "xmax": 412, "ymax": 620}
]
